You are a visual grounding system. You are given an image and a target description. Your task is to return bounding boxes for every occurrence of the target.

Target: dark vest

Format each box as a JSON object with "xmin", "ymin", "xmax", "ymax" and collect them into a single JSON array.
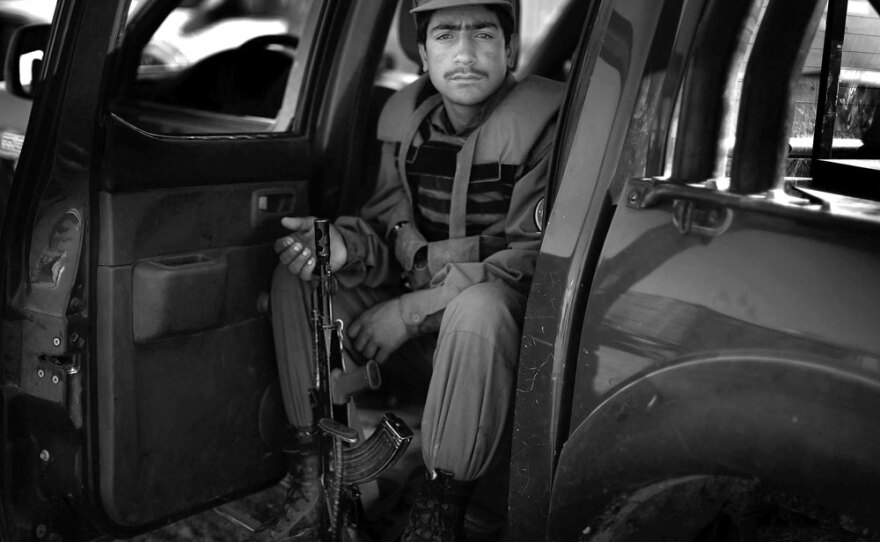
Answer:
[{"xmin": 377, "ymin": 74, "xmax": 564, "ymax": 240}]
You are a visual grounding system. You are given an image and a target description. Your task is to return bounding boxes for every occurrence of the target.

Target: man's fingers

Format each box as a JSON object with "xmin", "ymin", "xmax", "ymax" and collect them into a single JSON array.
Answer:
[
  {"xmin": 298, "ymin": 257, "xmax": 316, "ymax": 281},
  {"xmin": 281, "ymin": 216, "xmax": 312, "ymax": 233},
  {"xmin": 285, "ymin": 258, "xmax": 306, "ymax": 277},
  {"xmin": 274, "ymin": 236, "xmax": 294, "ymax": 254},
  {"xmin": 375, "ymin": 348, "xmax": 390, "ymax": 364},
  {"xmin": 362, "ymin": 342, "xmax": 378, "ymax": 361},
  {"xmin": 347, "ymin": 318, "xmax": 361, "ymax": 338},
  {"xmin": 353, "ymin": 329, "xmax": 369, "ymax": 353},
  {"xmin": 278, "ymin": 240, "xmax": 305, "ymax": 264}
]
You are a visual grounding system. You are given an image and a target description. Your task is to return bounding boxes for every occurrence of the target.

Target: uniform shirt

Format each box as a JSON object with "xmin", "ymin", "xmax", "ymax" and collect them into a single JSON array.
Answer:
[
  {"xmin": 407, "ymin": 81, "xmax": 529, "ymax": 243},
  {"xmin": 335, "ymin": 75, "xmax": 559, "ymax": 328}
]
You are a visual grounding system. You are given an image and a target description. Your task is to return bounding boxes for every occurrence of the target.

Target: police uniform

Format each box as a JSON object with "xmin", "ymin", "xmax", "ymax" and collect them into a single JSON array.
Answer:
[{"xmin": 272, "ymin": 73, "xmax": 564, "ymax": 482}]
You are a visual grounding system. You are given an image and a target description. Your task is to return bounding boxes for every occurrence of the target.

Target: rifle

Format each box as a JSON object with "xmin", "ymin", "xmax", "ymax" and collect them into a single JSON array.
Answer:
[{"xmin": 310, "ymin": 219, "xmax": 413, "ymax": 541}]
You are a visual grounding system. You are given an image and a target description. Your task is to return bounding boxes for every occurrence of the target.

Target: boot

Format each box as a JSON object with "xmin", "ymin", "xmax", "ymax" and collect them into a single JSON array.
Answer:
[
  {"xmin": 267, "ymin": 427, "xmax": 324, "ymax": 541},
  {"xmin": 400, "ymin": 469, "xmax": 477, "ymax": 542}
]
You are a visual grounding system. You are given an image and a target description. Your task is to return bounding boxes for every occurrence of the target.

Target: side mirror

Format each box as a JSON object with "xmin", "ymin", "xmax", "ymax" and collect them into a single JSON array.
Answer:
[{"xmin": 4, "ymin": 24, "xmax": 50, "ymax": 100}]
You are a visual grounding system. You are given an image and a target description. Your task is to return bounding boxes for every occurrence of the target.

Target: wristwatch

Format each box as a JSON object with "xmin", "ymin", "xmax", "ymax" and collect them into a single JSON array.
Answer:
[{"xmin": 390, "ymin": 221, "xmax": 409, "ymax": 240}]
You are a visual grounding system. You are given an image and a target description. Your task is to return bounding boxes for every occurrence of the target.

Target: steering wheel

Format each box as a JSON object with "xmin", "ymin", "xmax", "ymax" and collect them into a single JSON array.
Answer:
[
  {"xmin": 237, "ymin": 33, "xmax": 299, "ymax": 54},
  {"xmin": 167, "ymin": 32, "xmax": 299, "ymax": 117}
]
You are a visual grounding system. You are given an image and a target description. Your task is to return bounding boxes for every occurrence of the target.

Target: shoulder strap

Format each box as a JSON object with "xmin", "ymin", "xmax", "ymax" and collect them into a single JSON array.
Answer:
[
  {"xmin": 471, "ymin": 75, "xmax": 566, "ymax": 165},
  {"xmin": 448, "ymin": 76, "xmax": 565, "ymax": 238},
  {"xmin": 377, "ymin": 74, "xmax": 435, "ymax": 143},
  {"xmin": 448, "ymin": 134, "xmax": 478, "ymax": 238},
  {"xmin": 375, "ymin": 75, "xmax": 442, "ymax": 224},
  {"xmin": 496, "ymin": 75, "xmax": 565, "ymax": 119},
  {"xmin": 395, "ymin": 94, "xmax": 444, "ymax": 208}
]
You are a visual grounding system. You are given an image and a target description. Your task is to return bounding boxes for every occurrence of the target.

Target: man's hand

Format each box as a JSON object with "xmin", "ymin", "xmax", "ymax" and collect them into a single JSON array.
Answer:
[
  {"xmin": 274, "ymin": 216, "xmax": 347, "ymax": 281},
  {"xmin": 348, "ymin": 299, "xmax": 415, "ymax": 364}
]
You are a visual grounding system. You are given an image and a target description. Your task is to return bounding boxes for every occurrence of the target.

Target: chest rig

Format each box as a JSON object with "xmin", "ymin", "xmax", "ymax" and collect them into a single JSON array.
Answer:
[{"xmin": 377, "ymin": 74, "xmax": 564, "ymax": 243}]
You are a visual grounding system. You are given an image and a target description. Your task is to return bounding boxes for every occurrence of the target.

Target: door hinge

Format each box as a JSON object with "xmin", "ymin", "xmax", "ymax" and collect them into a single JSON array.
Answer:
[{"xmin": 41, "ymin": 352, "xmax": 81, "ymax": 375}]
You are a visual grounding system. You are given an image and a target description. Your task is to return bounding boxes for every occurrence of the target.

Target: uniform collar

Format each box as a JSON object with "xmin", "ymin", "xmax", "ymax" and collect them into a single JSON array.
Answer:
[{"xmin": 431, "ymin": 73, "xmax": 518, "ymax": 137}]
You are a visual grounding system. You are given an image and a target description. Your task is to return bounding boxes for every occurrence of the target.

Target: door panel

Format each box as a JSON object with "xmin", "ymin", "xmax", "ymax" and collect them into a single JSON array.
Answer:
[
  {"xmin": 0, "ymin": 0, "xmax": 339, "ymax": 537},
  {"xmin": 96, "ymin": 259, "xmax": 281, "ymax": 525},
  {"xmin": 93, "ymin": 0, "xmax": 317, "ymax": 519},
  {"xmin": 95, "ymin": 117, "xmax": 309, "ymax": 525}
]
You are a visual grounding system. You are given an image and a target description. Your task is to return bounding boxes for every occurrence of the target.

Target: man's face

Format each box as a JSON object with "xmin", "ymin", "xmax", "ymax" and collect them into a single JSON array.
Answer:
[{"xmin": 418, "ymin": 5, "xmax": 515, "ymax": 109}]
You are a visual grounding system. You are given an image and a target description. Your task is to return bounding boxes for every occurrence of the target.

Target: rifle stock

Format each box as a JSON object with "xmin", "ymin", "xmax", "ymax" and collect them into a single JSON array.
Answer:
[{"xmin": 310, "ymin": 219, "xmax": 414, "ymax": 540}]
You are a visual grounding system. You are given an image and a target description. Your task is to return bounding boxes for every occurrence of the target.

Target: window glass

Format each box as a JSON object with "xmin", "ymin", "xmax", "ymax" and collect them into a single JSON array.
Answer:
[
  {"xmin": 518, "ymin": 0, "xmax": 575, "ymax": 69},
  {"xmin": 0, "ymin": 1, "xmax": 55, "ymax": 82},
  {"xmin": 378, "ymin": 5, "xmax": 421, "ymax": 90},
  {"xmin": 118, "ymin": 0, "xmax": 316, "ymax": 134},
  {"xmin": 120, "ymin": 0, "xmax": 571, "ymax": 136},
  {"xmin": 673, "ymin": 0, "xmax": 880, "ymax": 182},
  {"xmin": 789, "ymin": 0, "xmax": 880, "ymax": 174},
  {"xmin": 828, "ymin": 1, "xmax": 880, "ymax": 155}
]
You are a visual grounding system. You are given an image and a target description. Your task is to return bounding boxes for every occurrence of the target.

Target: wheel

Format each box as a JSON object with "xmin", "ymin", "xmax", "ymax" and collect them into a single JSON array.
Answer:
[{"xmin": 583, "ymin": 476, "xmax": 877, "ymax": 542}]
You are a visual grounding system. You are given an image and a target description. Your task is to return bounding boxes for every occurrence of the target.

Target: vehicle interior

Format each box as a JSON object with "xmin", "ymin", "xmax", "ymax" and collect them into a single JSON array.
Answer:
[
  {"xmin": 84, "ymin": 0, "xmax": 586, "ymax": 535},
  {"xmin": 118, "ymin": 0, "xmax": 585, "ymax": 128},
  {"xmin": 112, "ymin": 0, "xmax": 587, "ymax": 194}
]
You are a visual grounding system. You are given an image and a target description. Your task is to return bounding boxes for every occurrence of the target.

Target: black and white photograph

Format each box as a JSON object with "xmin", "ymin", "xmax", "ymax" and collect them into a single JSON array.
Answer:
[{"xmin": 1, "ymin": 0, "xmax": 879, "ymax": 541}]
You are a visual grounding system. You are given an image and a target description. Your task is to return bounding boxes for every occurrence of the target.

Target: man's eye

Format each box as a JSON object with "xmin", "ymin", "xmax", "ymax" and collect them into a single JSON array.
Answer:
[
  {"xmin": 434, "ymin": 33, "xmax": 453, "ymax": 41},
  {"xmin": 475, "ymin": 32, "xmax": 495, "ymax": 39}
]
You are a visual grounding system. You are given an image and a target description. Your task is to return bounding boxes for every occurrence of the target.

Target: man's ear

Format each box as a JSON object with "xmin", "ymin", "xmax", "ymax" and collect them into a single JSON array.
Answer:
[
  {"xmin": 418, "ymin": 43, "xmax": 429, "ymax": 72},
  {"xmin": 506, "ymin": 33, "xmax": 520, "ymax": 71}
]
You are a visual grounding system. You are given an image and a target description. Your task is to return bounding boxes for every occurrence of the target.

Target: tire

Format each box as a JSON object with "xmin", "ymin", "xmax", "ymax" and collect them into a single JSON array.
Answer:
[{"xmin": 583, "ymin": 475, "xmax": 877, "ymax": 542}]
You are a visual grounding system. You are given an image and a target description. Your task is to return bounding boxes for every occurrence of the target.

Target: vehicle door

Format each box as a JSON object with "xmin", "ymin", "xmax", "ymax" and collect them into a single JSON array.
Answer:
[
  {"xmin": 88, "ymin": 0, "xmax": 319, "ymax": 530},
  {"xmin": 510, "ymin": 0, "xmax": 880, "ymax": 539},
  {"xmin": 0, "ymin": 0, "xmax": 399, "ymax": 539}
]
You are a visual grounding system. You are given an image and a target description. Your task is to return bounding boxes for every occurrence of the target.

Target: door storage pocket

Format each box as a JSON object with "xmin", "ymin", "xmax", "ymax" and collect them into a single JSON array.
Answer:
[{"xmin": 132, "ymin": 254, "xmax": 227, "ymax": 343}]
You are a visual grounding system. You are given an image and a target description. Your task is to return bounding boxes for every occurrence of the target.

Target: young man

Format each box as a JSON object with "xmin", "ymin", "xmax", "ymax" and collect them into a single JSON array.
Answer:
[{"xmin": 270, "ymin": 0, "xmax": 564, "ymax": 539}]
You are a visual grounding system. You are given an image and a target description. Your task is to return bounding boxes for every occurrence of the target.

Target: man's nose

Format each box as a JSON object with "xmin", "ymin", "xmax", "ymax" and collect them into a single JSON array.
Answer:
[{"xmin": 454, "ymin": 36, "xmax": 476, "ymax": 64}]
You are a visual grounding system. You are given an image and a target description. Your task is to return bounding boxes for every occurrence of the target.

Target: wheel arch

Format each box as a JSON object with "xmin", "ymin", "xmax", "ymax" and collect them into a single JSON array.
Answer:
[{"xmin": 547, "ymin": 353, "xmax": 880, "ymax": 541}]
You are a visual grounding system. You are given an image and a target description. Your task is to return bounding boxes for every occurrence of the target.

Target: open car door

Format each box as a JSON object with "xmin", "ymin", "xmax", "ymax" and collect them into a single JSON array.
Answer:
[
  {"xmin": 85, "ymin": 0, "xmax": 319, "ymax": 530},
  {"xmin": 0, "ymin": 0, "xmax": 401, "ymax": 539}
]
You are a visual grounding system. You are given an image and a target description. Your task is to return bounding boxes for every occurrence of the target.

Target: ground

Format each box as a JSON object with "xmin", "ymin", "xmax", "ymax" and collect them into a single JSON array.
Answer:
[
  {"xmin": 113, "ymin": 398, "xmax": 506, "ymax": 542},
  {"xmin": 116, "ymin": 404, "xmax": 429, "ymax": 542}
]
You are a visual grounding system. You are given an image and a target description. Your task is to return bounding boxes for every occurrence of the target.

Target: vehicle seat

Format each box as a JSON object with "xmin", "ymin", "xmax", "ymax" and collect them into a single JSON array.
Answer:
[
  {"xmin": 397, "ymin": 0, "xmax": 420, "ymax": 68},
  {"xmin": 342, "ymin": 1, "xmax": 422, "ymax": 215},
  {"xmin": 168, "ymin": 35, "xmax": 295, "ymax": 117}
]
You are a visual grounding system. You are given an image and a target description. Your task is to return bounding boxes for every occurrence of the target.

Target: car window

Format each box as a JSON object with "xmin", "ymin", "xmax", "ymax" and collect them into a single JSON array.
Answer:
[
  {"xmin": 518, "ymin": 0, "xmax": 576, "ymax": 71},
  {"xmin": 794, "ymin": 0, "xmax": 880, "ymax": 164},
  {"xmin": 116, "ymin": 0, "xmax": 317, "ymax": 135},
  {"xmin": 736, "ymin": 0, "xmax": 880, "ymax": 177},
  {"xmin": 0, "ymin": 1, "xmax": 55, "ymax": 82},
  {"xmin": 663, "ymin": 0, "xmax": 880, "ymax": 187}
]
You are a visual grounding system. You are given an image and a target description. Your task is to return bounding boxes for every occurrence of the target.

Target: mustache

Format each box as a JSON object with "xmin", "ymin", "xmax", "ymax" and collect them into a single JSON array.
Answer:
[{"xmin": 445, "ymin": 69, "xmax": 489, "ymax": 78}]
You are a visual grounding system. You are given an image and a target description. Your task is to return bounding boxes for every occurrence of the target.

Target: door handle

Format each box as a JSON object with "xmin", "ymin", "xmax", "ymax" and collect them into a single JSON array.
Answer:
[
  {"xmin": 625, "ymin": 179, "xmax": 734, "ymax": 238},
  {"xmin": 672, "ymin": 199, "xmax": 733, "ymax": 237},
  {"xmin": 251, "ymin": 188, "xmax": 297, "ymax": 227}
]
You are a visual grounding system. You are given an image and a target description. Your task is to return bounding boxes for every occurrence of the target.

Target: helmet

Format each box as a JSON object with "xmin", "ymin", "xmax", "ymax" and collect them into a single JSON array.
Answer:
[{"xmin": 410, "ymin": 0, "xmax": 515, "ymax": 20}]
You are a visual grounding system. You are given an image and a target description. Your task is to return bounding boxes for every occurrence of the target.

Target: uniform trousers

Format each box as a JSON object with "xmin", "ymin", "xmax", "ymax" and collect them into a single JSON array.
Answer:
[{"xmin": 270, "ymin": 265, "xmax": 526, "ymax": 481}]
